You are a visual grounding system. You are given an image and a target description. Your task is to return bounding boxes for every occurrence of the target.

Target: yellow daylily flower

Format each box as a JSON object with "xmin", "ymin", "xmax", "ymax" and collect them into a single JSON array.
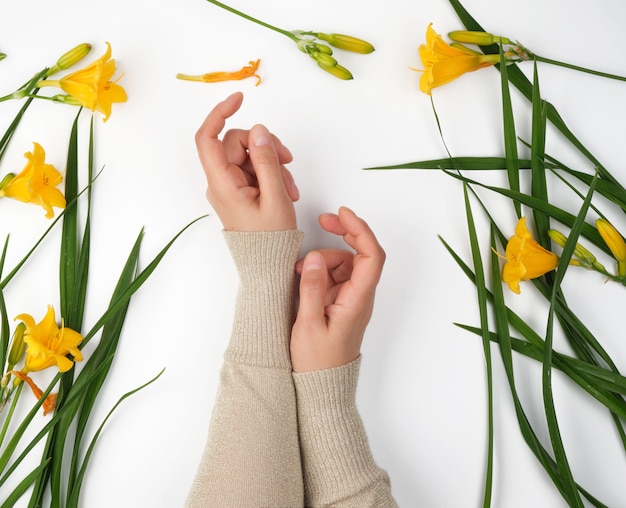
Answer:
[
  {"xmin": 596, "ymin": 218, "xmax": 626, "ymax": 277},
  {"xmin": 10, "ymin": 370, "xmax": 58, "ymax": 416},
  {"xmin": 502, "ymin": 217, "xmax": 559, "ymax": 294},
  {"xmin": 38, "ymin": 42, "xmax": 127, "ymax": 122},
  {"xmin": 0, "ymin": 142, "xmax": 66, "ymax": 218},
  {"xmin": 15, "ymin": 306, "xmax": 84, "ymax": 374},
  {"xmin": 416, "ymin": 23, "xmax": 500, "ymax": 95}
]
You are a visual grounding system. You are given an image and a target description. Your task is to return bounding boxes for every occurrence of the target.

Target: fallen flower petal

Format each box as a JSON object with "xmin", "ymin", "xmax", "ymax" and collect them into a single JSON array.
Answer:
[
  {"xmin": 11, "ymin": 371, "xmax": 58, "ymax": 416},
  {"xmin": 176, "ymin": 59, "xmax": 262, "ymax": 86}
]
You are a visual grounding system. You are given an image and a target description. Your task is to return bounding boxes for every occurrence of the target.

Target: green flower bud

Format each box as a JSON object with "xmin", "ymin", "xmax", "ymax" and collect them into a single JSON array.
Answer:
[
  {"xmin": 47, "ymin": 42, "xmax": 92, "ymax": 76},
  {"xmin": 7, "ymin": 322, "xmax": 26, "ymax": 371},
  {"xmin": 316, "ymin": 33, "xmax": 375, "ymax": 54},
  {"xmin": 548, "ymin": 229, "xmax": 605, "ymax": 271},
  {"xmin": 50, "ymin": 94, "xmax": 82, "ymax": 106},
  {"xmin": 314, "ymin": 43, "xmax": 333, "ymax": 55},
  {"xmin": 311, "ymin": 51, "xmax": 338, "ymax": 69},
  {"xmin": 448, "ymin": 30, "xmax": 510, "ymax": 46},
  {"xmin": 0, "ymin": 53, "xmax": 6, "ymax": 61},
  {"xmin": 318, "ymin": 62, "xmax": 353, "ymax": 80},
  {"xmin": 0, "ymin": 172, "xmax": 16, "ymax": 192}
]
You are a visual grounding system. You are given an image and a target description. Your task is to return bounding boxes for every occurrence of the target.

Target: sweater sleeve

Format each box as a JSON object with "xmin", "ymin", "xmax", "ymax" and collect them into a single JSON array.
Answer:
[
  {"xmin": 185, "ymin": 230, "xmax": 305, "ymax": 508},
  {"xmin": 292, "ymin": 357, "xmax": 398, "ymax": 508}
]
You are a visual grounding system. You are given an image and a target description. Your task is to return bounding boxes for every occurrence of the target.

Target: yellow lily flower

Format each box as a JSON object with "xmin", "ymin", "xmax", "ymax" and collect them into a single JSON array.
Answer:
[
  {"xmin": 38, "ymin": 42, "xmax": 127, "ymax": 122},
  {"xmin": 0, "ymin": 142, "xmax": 66, "ymax": 218},
  {"xmin": 502, "ymin": 217, "xmax": 559, "ymax": 294},
  {"xmin": 417, "ymin": 23, "xmax": 500, "ymax": 95},
  {"xmin": 15, "ymin": 306, "xmax": 84, "ymax": 374}
]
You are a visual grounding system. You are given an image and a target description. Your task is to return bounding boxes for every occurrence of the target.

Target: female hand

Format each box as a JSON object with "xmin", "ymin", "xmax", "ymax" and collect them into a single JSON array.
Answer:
[
  {"xmin": 195, "ymin": 92, "xmax": 299, "ymax": 231},
  {"xmin": 290, "ymin": 207, "xmax": 386, "ymax": 372}
]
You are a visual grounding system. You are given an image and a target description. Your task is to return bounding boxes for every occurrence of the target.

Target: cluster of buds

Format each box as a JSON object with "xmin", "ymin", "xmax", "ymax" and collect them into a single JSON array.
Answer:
[
  {"xmin": 549, "ymin": 218, "xmax": 626, "ymax": 283},
  {"xmin": 447, "ymin": 30, "xmax": 533, "ymax": 63},
  {"xmin": 291, "ymin": 30, "xmax": 375, "ymax": 80}
]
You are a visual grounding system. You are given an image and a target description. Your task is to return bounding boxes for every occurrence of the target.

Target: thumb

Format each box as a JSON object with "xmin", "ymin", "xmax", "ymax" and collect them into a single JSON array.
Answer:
[
  {"xmin": 296, "ymin": 251, "xmax": 328, "ymax": 327},
  {"xmin": 248, "ymin": 124, "xmax": 289, "ymax": 198}
]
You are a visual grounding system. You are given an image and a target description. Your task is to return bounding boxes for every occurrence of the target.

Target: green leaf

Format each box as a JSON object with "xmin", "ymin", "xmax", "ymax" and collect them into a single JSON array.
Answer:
[
  {"xmin": 499, "ymin": 45, "xmax": 521, "ymax": 218},
  {"xmin": 66, "ymin": 369, "xmax": 165, "ymax": 507},
  {"xmin": 0, "ymin": 459, "xmax": 51, "ymax": 508},
  {"xmin": 529, "ymin": 62, "xmax": 551, "ymax": 249},
  {"xmin": 462, "ymin": 185, "xmax": 493, "ymax": 506}
]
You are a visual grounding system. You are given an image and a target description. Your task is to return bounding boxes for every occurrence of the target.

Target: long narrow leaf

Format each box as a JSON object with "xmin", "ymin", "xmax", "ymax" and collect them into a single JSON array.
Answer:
[
  {"xmin": 499, "ymin": 45, "xmax": 521, "ymax": 218},
  {"xmin": 66, "ymin": 369, "xmax": 165, "ymax": 507},
  {"xmin": 462, "ymin": 184, "xmax": 493, "ymax": 506},
  {"xmin": 0, "ymin": 459, "xmax": 51, "ymax": 508}
]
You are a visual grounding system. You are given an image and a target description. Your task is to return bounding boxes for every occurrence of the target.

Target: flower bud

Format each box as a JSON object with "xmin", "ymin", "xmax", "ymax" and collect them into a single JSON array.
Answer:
[
  {"xmin": 7, "ymin": 322, "xmax": 26, "ymax": 371},
  {"xmin": 548, "ymin": 229, "xmax": 605, "ymax": 271},
  {"xmin": 316, "ymin": 33, "xmax": 375, "ymax": 54},
  {"xmin": 314, "ymin": 43, "xmax": 333, "ymax": 55},
  {"xmin": 311, "ymin": 51, "xmax": 338, "ymax": 69},
  {"xmin": 0, "ymin": 172, "xmax": 16, "ymax": 192},
  {"xmin": 47, "ymin": 42, "xmax": 92, "ymax": 76},
  {"xmin": 448, "ymin": 30, "xmax": 510, "ymax": 46},
  {"xmin": 597, "ymin": 218, "xmax": 626, "ymax": 277},
  {"xmin": 50, "ymin": 94, "xmax": 83, "ymax": 106},
  {"xmin": 318, "ymin": 62, "xmax": 353, "ymax": 80},
  {"xmin": 0, "ymin": 53, "xmax": 6, "ymax": 61}
]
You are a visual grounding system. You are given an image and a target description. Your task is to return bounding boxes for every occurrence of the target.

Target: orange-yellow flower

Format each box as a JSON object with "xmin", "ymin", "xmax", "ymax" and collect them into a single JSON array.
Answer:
[
  {"xmin": 176, "ymin": 59, "xmax": 262, "ymax": 86},
  {"xmin": 10, "ymin": 371, "xmax": 58, "ymax": 416},
  {"xmin": 417, "ymin": 23, "xmax": 499, "ymax": 95},
  {"xmin": 37, "ymin": 42, "xmax": 127, "ymax": 122},
  {"xmin": 502, "ymin": 217, "xmax": 559, "ymax": 294},
  {"xmin": 15, "ymin": 306, "xmax": 84, "ymax": 373},
  {"xmin": 0, "ymin": 142, "xmax": 66, "ymax": 218}
]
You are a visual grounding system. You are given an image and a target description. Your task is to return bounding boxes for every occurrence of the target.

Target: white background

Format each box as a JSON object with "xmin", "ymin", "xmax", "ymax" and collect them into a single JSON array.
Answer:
[{"xmin": 1, "ymin": 0, "xmax": 626, "ymax": 506}]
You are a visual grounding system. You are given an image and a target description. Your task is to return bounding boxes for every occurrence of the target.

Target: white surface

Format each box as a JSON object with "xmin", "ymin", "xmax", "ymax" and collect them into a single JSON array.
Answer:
[{"xmin": 1, "ymin": 0, "xmax": 625, "ymax": 506}]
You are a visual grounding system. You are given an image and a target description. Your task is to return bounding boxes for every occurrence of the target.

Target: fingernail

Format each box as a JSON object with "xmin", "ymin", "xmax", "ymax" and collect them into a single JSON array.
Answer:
[
  {"xmin": 304, "ymin": 251, "xmax": 322, "ymax": 270},
  {"xmin": 251, "ymin": 125, "xmax": 271, "ymax": 147}
]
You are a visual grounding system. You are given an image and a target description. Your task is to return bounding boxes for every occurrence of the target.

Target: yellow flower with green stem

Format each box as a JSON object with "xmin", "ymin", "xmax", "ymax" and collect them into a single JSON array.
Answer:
[
  {"xmin": 0, "ymin": 142, "xmax": 66, "ymax": 218},
  {"xmin": 15, "ymin": 306, "xmax": 84, "ymax": 374},
  {"xmin": 416, "ymin": 23, "xmax": 500, "ymax": 95},
  {"xmin": 37, "ymin": 42, "xmax": 127, "ymax": 122},
  {"xmin": 501, "ymin": 217, "xmax": 559, "ymax": 294}
]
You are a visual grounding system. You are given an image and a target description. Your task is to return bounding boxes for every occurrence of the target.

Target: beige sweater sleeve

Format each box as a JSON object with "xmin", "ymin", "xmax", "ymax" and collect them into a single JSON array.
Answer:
[
  {"xmin": 185, "ymin": 230, "xmax": 304, "ymax": 508},
  {"xmin": 293, "ymin": 358, "xmax": 398, "ymax": 508}
]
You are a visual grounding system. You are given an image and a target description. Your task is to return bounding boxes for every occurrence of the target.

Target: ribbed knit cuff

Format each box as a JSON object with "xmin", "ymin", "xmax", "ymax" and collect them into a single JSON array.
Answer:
[
  {"xmin": 223, "ymin": 230, "xmax": 303, "ymax": 369},
  {"xmin": 293, "ymin": 357, "xmax": 390, "ymax": 504}
]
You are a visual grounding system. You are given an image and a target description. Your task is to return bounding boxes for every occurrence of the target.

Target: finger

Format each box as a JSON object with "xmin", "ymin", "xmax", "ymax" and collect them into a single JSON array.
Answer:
[
  {"xmin": 248, "ymin": 124, "xmax": 292, "ymax": 200},
  {"xmin": 223, "ymin": 129, "xmax": 293, "ymax": 167},
  {"xmin": 325, "ymin": 207, "xmax": 385, "ymax": 297},
  {"xmin": 295, "ymin": 249, "xmax": 352, "ymax": 280},
  {"xmin": 195, "ymin": 92, "xmax": 244, "ymax": 179},
  {"xmin": 296, "ymin": 251, "xmax": 329, "ymax": 327}
]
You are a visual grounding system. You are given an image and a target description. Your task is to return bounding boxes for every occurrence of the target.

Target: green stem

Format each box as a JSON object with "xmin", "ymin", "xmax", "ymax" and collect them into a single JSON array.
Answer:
[
  {"xmin": 534, "ymin": 54, "xmax": 626, "ymax": 82},
  {"xmin": 204, "ymin": 0, "xmax": 298, "ymax": 41},
  {"xmin": 0, "ymin": 383, "xmax": 22, "ymax": 449}
]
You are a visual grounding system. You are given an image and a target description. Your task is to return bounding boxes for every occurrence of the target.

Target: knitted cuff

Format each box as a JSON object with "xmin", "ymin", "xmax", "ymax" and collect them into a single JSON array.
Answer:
[{"xmin": 222, "ymin": 230, "xmax": 303, "ymax": 369}]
